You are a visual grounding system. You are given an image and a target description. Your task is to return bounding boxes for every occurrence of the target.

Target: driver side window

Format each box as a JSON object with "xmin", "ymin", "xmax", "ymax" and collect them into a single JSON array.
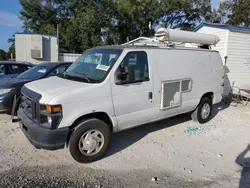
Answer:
[{"xmin": 116, "ymin": 51, "xmax": 149, "ymax": 84}]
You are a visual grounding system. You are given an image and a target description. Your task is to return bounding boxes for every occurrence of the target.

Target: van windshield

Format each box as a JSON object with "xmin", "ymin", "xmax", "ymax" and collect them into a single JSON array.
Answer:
[{"xmin": 61, "ymin": 48, "xmax": 122, "ymax": 83}]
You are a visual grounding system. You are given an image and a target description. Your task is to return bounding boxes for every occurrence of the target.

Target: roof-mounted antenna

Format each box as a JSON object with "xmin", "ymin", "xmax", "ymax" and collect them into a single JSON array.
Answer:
[
  {"xmin": 122, "ymin": 28, "xmax": 220, "ymax": 47},
  {"xmin": 155, "ymin": 28, "xmax": 220, "ymax": 45}
]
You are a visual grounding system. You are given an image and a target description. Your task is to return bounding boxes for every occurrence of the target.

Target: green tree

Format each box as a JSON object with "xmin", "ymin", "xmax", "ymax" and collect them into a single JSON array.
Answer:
[
  {"xmin": 214, "ymin": 0, "xmax": 250, "ymax": 27},
  {"xmin": 112, "ymin": 0, "xmax": 161, "ymax": 43},
  {"xmin": 217, "ymin": 1, "xmax": 231, "ymax": 24},
  {"xmin": 17, "ymin": 0, "xmax": 222, "ymax": 52},
  {"xmin": 19, "ymin": 0, "xmax": 59, "ymax": 34},
  {"xmin": 159, "ymin": 0, "xmax": 212, "ymax": 30},
  {"xmin": 60, "ymin": 0, "xmax": 115, "ymax": 52},
  {"xmin": 210, "ymin": 9, "xmax": 222, "ymax": 23},
  {"xmin": 0, "ymin": 49, "xmax": 7, "ymax": 60},
  {"xmin": 106, "ymin": 0, "xmax": 212, "ymax": 43},
  {"xmin": 227, "ymin": 0, "xmax": 250, "ymax": 27},
  {"xmin": 7, "ymin": 34, "xmax": 16, "ymax": 59}
]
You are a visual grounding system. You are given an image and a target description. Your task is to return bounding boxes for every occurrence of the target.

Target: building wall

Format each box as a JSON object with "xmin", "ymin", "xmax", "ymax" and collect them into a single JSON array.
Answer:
[
  {"xmin": 50, "ymin": 36, "xmax": 58, "ymax": 62},
  {"xmin": 15, "ymin": 35, "xmax": 28, "ymax": 63},
  {"xmin": 194, "ymin": 27, "xmax": 250, "ymax": 95},
  {"xmin": 58, "ymin": 53, "xmax": 81, "ymax": 62},
  {"xmin": 194, "ymin": 26, "xmax": 228, "ymax": 62},
  {"xmin": 226, "ymin": 31, "xmax": 250, "ymax": 92},
  {"xmin": 15, "ymin": 34, "xmax": 58, "ymax": 64}
]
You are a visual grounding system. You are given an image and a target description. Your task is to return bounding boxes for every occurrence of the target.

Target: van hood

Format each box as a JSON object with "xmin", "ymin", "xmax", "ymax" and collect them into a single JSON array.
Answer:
[{"xmin": 24, "ymin": 76, "xmax": 95, "ymax": 104}]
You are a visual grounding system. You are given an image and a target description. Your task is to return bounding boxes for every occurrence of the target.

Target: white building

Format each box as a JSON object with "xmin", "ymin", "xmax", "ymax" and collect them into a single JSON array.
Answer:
[
  {"xmin": 15, "ymin": 34, "xmax": 58, "ymax": 64},
  {"xmin": 58, "ymin": 53, "xmax": 81, "ymax": 62},
  {"xmin": 193, "ymin": 23, "xmax": 250, "ymax": 95}
]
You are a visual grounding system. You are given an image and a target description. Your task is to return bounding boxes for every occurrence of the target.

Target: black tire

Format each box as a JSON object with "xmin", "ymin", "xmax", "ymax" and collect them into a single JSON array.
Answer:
[
  {"xmin": 69, "ymin": 118, "xmax": 111, "ymax": 163},
  {"xmin": 191, "ymin": 97, "xmax": 212, "ymax": 124}
]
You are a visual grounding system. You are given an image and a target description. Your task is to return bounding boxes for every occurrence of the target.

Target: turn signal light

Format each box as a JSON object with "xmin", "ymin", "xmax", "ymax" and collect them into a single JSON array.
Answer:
[{"xmin": 45, "ymin": 105, "xmax": 62, "ymax": 113}]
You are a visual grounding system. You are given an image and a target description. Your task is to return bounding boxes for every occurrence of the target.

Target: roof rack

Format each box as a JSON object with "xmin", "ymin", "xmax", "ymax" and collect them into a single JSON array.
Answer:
[
  {"xmin": 122, "ymin": 37, "xmax": 164, "ymax": 46},
  {"xmin": 122, "ymin": 28, "xmax": 220, "ymax": 48}
]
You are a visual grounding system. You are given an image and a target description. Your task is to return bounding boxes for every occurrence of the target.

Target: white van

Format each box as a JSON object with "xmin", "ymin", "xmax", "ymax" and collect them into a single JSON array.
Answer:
[{"xmin": 17, "ymin": 29, "xmax": 224, "ymax": 163}]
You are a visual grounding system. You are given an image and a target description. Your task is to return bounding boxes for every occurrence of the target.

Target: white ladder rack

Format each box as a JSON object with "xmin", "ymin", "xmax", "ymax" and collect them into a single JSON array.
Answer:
[{"xmin": 122, "ymin": 37, "xmax": 180, "ymax": 47}]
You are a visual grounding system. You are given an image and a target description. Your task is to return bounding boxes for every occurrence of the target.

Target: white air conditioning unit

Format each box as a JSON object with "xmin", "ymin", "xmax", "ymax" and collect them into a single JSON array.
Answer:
[{"xmin": 31, "ymin": 35, "xmax": 43, "ymax": 59}]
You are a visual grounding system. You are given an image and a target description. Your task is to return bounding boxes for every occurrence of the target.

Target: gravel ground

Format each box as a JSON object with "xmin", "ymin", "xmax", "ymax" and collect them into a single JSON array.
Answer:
[{"xmin": 0, "ymin": 102, "xmax": 250, "ymax": 188}]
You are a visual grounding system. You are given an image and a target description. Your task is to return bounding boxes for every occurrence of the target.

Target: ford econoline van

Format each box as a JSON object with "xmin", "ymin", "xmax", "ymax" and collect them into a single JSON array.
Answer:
[{"xmin": 17, "ymin": 29, "xmax": 224, "ymax": 163}]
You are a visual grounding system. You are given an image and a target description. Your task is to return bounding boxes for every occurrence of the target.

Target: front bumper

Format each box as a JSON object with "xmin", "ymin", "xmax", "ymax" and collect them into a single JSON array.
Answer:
[{"xmin": 18, "ymin": 108, "xmax": 69, "ymax": 150}]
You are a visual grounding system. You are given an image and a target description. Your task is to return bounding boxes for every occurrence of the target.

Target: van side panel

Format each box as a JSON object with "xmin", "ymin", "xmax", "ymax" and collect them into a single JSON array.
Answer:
[
  {"xmin": 152, "ymin": 49, "xmax": 223, "ymax": 120},
  {"xmin": 53, "ymin": 81, "xmax": 118, "ymax": 131},
  {"xmin": 209, "ymin": 52, "xmax": 224, "ymax": 104}
]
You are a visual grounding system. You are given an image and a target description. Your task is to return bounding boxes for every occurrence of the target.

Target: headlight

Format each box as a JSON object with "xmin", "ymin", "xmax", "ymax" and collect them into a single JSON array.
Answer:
[
  {"xmin": 0, "ymin": 88, "xmax": 15, "ymax": 95},
  {"xmin": 47, "ymin": 116, "xmax": 52, "ymax": 124},
  {"xmin": 40, "ymin": 104, "xmax": 63, "ymax": 129}
]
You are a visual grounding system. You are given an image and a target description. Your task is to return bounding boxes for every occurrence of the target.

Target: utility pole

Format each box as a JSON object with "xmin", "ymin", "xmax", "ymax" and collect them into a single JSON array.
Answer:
[{"xmin": 57, "ymin": 24, "xmax": 59, "ymax": 46}]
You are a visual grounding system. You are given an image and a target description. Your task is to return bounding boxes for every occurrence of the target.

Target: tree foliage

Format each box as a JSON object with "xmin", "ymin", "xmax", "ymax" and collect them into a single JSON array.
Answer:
[
  {"xmin": 7, "ymin": 33, "xmax": 16, "ymax": 59},
  {"xmin": 0, "ymin": 49, "xmax": 8, "ymax": 60},
  {"xmin": 15, "ymin": 0, "xmax": 250, "ymax": 53},
  {"xmin": 19, "ymin": 0, "xmax": 59, "ymax": 34},
  {"xmin": 212, "ymin": 0, "xmax": 250, "ymax": 27},
  {"xmin": 227, "ymin": 0, "xmax": 250, "ymax": 27},
  {"xmin": 160, "ymin": 0, "xmax": 211, "ymax": 30},
  {"xmin": 207, "ymin": 9, "xmax": 222, "ymax": 23}
]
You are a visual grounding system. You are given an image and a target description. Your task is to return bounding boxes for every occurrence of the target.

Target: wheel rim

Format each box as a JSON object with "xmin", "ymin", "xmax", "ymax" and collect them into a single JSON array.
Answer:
[
  {"xmin": 78, "ymin": 129, "xmax": 105, "ymax": 156},
  {"xmin": 201, "ymin": 103, "xmax": 211, "ymax": 120}
]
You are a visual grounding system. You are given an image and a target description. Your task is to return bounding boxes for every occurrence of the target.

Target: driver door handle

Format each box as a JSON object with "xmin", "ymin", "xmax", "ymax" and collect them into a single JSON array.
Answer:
[{"xmin": 148, "ymin": 92, "xmax": 153, "ymax": 100}]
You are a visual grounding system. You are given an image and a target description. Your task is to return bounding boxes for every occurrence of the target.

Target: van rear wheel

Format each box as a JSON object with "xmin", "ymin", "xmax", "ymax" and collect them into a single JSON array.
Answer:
[
  {"xmin": 192, "ymin": 97, "xmax": 212, "ymax": 124},
  {"xmin": 69, "ymin": 118, "xmax": 111, "ymax": 163}
]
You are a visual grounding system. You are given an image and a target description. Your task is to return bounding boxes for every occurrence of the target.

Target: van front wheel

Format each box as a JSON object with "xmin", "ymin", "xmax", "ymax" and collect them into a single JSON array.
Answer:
[
  {"xmin": 192, "ymin": 97, "xmax": 212, "ymax": 124},
  {"xmin": 69, "ymin": 118, "xmax": 111, "ymax": 163}
]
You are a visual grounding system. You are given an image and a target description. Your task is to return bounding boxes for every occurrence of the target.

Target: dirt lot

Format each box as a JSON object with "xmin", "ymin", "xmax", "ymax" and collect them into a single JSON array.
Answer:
[{"xmin": 0, "ymin": 103, "xmax": 250, "ymax": 188}]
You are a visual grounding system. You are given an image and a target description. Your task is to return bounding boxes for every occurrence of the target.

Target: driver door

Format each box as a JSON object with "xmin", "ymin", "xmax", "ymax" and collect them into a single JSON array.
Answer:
[{"xmin": 111, "ymin": 51, "xmax": 154, "ymax": 130}]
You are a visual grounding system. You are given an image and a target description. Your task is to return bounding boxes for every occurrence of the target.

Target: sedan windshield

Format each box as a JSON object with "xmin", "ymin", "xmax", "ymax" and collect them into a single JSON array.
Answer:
[
  {"xmin": 63, "ymin": 48, "xmax": 122, "ymax": 83},
  {"xmin": 17, "ymin": 65, "xmax": 52, "ymax": 80}
]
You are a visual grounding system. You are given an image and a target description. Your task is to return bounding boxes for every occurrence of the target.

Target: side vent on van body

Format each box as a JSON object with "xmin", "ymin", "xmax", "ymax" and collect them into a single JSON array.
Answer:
[
  {"xmin": 182, "ymin": 79, "xmax": 192, "ymax": 92},
  {"xmin": 161, "ymin": 81, "xmax": 181, "ymax": 109},
  {"xmin": 160, "ymin": 79, "xmax": 192, "ymax": 110}
]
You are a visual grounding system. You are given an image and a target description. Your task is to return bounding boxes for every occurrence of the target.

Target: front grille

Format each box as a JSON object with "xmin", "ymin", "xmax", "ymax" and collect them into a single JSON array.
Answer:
[
  {"xmin": 20, "ymin": 86, "xmax": 42, "ymax": 123},
  {"xmin": 21, "ymin": 94, "xmax": 36, "ymax": 120}
]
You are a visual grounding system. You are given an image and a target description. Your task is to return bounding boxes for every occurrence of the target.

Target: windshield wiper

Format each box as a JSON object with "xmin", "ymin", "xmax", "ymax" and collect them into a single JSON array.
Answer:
[
  {"xmin": 64, "ymin": 71, "xmax": 90, "ymax": 83},
  {"xmin": 74, "ymin": 72, "xmax": 90, "ymax": 83}
]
